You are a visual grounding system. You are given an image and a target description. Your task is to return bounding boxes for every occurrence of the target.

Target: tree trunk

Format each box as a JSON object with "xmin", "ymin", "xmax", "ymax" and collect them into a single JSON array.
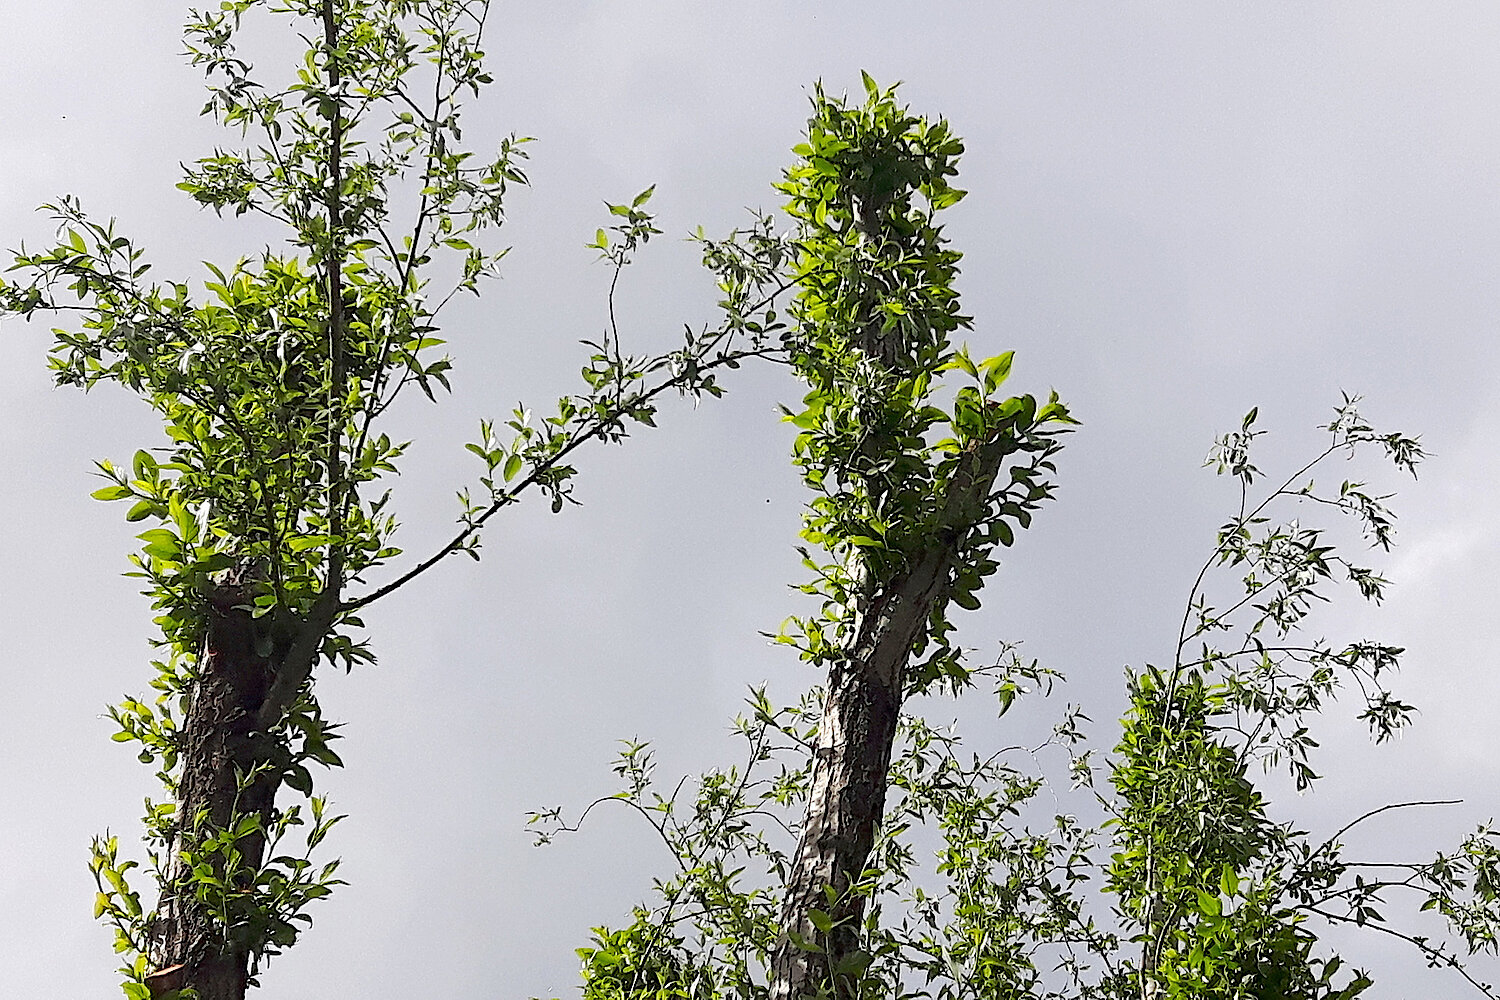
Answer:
[
  {"xmin": 145, "ymin": 578, "xmax": 289, "ymax": 1000},
  {"xmin": 770, "ymin": 444, "xmax": 1009, "ymax": 1000}
]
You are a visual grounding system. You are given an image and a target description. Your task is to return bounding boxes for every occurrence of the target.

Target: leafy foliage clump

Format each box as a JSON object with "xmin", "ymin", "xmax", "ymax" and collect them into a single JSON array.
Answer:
[{"xmin": 774, "ymin": 75, "xmax": 1073, "ymax": 696}]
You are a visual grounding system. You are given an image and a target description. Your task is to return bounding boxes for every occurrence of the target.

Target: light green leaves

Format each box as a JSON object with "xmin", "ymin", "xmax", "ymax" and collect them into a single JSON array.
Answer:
[
  {"xmin": 775, "ymin": 80, "xmax": 1072, "ymax": 689},
  {"xmin": 90, "ymin": 484, "xmax": 133, "ymax": 502},
  {"xmin": 589, "ymin": 186, "xmax": 662, "ymax": 264},
  {"xmin": 981, "ymin": 350, "xmax": 1013, "ymax": 395},
  {"xmin": 125, "ymin": 501, "xmax": 157, "ymax": 522},
  {"xmin": 136, "ymin": 528, "xmax": 181, "ymax": 563},
  {"xmin": 130, "ymin": 449, "xmax": 156, "ymax": 482}
]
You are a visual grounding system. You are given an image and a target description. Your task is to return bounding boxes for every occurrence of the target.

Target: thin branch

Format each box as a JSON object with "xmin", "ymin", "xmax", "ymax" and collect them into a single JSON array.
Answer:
[
  {"xmin": 342, "ymin": 262, "xmax": 796, "ymax": 613},
  {"xmin": 1329, "ymin": 799, "xmax": 1463, "ymax": 850},
  {"xmin": 1173, "ymin": 442, "xmax": 1342, "ymax": 670},
  {"xmin": 1306, "ymin": 905, "xmax": 1498, "ymax": 998},
  {"xmin": 540, "ymin": 795, "xmax": 687, "ymax": 873}
]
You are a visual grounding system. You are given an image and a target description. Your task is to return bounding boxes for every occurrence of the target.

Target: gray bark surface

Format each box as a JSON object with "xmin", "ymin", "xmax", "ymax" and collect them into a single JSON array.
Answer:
[{"xmin": 769, "ymin": 441, "xmax": 1009, "ymax": 999}]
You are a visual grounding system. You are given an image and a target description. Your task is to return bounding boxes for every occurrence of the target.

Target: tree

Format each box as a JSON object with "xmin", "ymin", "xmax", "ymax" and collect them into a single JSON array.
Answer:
[
  {"xmin": 6, "ymin": 6, "xmax": 1498, "ymax": 998},
  {"xmin": 763, "ymin": 76, "xmax": 1073, "ymax": 997},
  {"xmin": 540, "ymin": 408, "xmax": 1500, "ymax": 998},
  {"xmin": 1, "ymin": 3, "xmax": 789, "ymax": 998},
  {"xmin": 530, "ymin": 92, "xmax": 1500, "ymax": 1000}
]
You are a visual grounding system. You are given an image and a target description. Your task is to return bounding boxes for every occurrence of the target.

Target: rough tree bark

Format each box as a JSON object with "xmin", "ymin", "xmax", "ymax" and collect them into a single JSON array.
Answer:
[
  {"xmin": 145, "ymin": 575, "xmax": 280, "ymax": 1000},
  {"xmin": 143, "ymin": 565, "xmax": 337, "ymax": 1000},
  {"xmin": 769, "ymin": 439, "xmax": 1011, "ymax": 999}
]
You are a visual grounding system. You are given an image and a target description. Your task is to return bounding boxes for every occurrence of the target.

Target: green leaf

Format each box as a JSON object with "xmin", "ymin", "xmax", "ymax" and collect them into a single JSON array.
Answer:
[
  {"xmin": 285, "ymin": 765, "xmax": 313, "ymax": 795},
  {"xmin": 287, "ymin": 534, "xmax": 338, "ymax": 551},
  {"xmin": 789, "ymin": 408, "xmax": 819, "ymax": 430},
  {"xmin": 930, "ymin": 186, "xmax": 967, "ymax": 210},
  {"xmin": 786, "ymin": 928, "xmax": 824, "ymax": 954},
  {"xmin": 136, "ymin": 528, "xmax": 179, "ymax": 560},
  {"xmin": 948, "ymin": 348, "xmax": 977, "ymax": 378},
  {"xmin": 981, "ymin": 350, "xmax": 1014, "ymax": 395},
  {"xmin": 1220, "ymin": 864, "xmax": 1239, "ymax": 898},
  {"xmin": 125, "ymin": 500, "xmax": 158, "ymax": 522},
  {"xmin": 502, "ymin": 453, "xmax": 523, "ymax": 483},
  {"xmin": 91, "ymin": 485, "xmax": 132, "ymax": 502}
]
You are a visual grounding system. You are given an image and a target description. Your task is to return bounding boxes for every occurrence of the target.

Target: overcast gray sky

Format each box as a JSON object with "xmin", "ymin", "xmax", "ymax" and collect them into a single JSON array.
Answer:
[{"xmin": 3, "ymin": 2, "xmax": 1498, "ymax": 997}]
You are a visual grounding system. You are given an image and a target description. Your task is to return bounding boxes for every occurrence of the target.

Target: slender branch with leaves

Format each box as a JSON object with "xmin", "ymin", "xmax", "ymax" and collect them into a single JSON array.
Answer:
[{"xmin": 1098, "ymin": 398, "xmax": 1497, "ymax": 1000}]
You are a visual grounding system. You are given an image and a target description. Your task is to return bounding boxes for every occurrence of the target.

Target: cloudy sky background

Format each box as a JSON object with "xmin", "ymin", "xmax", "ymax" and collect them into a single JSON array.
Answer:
[{"xmin": 2, "ymin": 2, "xmax": 1498, "ymax": 996}]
